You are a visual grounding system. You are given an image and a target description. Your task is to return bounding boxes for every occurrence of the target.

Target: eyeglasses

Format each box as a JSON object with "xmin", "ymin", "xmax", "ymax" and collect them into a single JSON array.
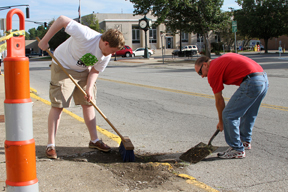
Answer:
[{"xmin": 198, "ymin": 64, "xmax": 203, "ymax": 76}]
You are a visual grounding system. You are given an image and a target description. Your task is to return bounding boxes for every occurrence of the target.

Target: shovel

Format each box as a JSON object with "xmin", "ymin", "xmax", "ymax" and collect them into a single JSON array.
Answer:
[{"xmin": 180, "ymin": 129, "xmax": 220, "ymax": 164}]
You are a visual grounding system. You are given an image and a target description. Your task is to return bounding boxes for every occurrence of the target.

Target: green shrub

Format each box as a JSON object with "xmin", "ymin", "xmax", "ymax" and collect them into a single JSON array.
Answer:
[
  {"xmin": 215, "ymin": 50, "xmax": 221, "ymax": 55},
  {"xmin": 211, "ymin": 42, "xmax": 224, "ymax": 52}
]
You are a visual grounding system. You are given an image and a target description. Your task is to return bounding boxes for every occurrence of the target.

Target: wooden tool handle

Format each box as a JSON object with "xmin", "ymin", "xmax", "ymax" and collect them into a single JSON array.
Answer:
[
  {"xmin": 36, "ymin": 37, "xmax": 126, "ymax": 142},
  {"xmin": 208, "ymin": 129, "xmax": 220, "ymax": 146}
]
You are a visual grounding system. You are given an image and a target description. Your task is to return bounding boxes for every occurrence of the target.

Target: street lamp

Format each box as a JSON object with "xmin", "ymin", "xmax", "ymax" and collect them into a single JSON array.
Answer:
[
  {"xmin": 139, "ymin": 15, "xmax": 152, "ymax": 58},
  {"xmin": 160, "ymin": 31, "xmax": 165, "ymax": 64}
]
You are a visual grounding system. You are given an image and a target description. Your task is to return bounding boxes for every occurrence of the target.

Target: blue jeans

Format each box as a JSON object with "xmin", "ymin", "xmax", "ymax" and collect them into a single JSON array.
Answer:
[{"xmin": 222, "ymin": 73, "xmax": 269, "ymax": 151}]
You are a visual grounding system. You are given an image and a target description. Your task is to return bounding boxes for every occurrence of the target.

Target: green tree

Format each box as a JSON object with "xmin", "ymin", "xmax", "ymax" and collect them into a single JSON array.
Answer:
[
  {"xmin": 214, "ymin": 11, "xmax": 234, "ymax": 51},
  {"xmin": 25, "ymin": 31, "xmax": 30, "ymax": 40},
  {"xmin": 217, "ymin": 11, "xmax": 252, "ymax": 52},
  {"xmin": 129, "ymin": 0, "xmax": 228, "ymax": 57},
  {"xmin": 36, "ymin": 25, "xmax": 47, "ymax": 39},
  {"xmin": 28, "ymin": 28, "xmax": 37, "ymax": 40},
  {"xmin": 235, "ymin": 0, "xmax": 288, "ymax": 53},
  {"xmin": 82, "ymin": 15, "xmax": 104, "ymax": 33}
]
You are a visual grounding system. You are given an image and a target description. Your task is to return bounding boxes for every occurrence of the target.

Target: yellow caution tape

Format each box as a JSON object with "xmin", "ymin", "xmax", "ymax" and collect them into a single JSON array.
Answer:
[
  {"xmin": 0, "ymin": 30, "xmax": 25, "ymax": 42},
  {"xmin": 0, "ymin": 30, "xmax": 25, "ymax": 52},
  {"xmin": 0, "ymin": 43, "xmax": 6, "ymax": 52}
]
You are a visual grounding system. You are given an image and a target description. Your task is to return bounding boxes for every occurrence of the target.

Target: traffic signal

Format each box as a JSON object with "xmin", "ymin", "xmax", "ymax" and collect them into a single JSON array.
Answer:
[
  {"xmin": 26, "ymin": 7, "xmax": 30, "ymax": 18},
  {"xmin": 44, "ymin": 22, "xmax": 47, "ymax": 30}
]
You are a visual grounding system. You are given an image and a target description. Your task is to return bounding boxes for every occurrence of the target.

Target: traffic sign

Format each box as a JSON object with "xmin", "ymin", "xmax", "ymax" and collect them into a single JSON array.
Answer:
[{"xmin": 232, "ymin": 21, "xmax": 237, "ymax": 33}]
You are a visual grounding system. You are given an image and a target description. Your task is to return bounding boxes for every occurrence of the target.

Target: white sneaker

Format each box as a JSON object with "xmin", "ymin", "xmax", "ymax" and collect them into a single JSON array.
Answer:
[
  {"xmin": 243, "ymin": 142, "xmax": 251, "ymax": 150},
  {"xmin": 217, "ymin": 147, "xmax": 245, "ymax": 159}
]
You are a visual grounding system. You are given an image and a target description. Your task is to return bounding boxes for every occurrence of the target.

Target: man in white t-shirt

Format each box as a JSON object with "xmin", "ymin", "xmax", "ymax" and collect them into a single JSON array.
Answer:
[{"xmin": 38, "ymin": 15, "xmax": 125, "ymax": 159}]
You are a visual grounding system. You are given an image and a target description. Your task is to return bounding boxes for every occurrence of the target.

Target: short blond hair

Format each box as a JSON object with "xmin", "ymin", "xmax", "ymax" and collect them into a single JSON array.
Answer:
[
  {"xmin": 101, "ymin": 29, "xmax": 125, "ymax": 49},
  {"xmin": 195, "ymin": 56, "xmax": 210, "ymax": 66}
]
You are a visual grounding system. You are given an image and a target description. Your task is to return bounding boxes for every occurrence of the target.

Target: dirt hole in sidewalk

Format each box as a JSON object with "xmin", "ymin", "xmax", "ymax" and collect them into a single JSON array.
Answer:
[
  {"xmin": 103, "ymin": 162, "xmax": 178, "ymax": 191},
  {"xmin": 61, "ymin": 148, "xmax": 187, "ymax": 191}
]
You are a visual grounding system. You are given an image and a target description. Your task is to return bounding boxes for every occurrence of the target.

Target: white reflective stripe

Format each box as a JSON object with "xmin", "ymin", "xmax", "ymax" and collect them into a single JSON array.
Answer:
[
  {"xmin": 4, "ymin": 103, "xmax": 33, "ymax": 141},
  {"xmin": 6, "ymin": 182, "xmax": 39, "ymax": 192}
]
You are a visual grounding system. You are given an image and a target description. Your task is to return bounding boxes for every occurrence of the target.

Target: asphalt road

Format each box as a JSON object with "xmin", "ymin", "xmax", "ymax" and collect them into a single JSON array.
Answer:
[{"xmin": 27, "ymin": 53, "xmax": 288, "ymax": 192}]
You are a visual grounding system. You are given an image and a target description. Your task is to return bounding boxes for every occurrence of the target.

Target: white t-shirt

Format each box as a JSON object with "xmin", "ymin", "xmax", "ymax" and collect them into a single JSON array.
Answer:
[{"xmin": 53, "ymin": 20, "xmax": 111, "ymax": 72}]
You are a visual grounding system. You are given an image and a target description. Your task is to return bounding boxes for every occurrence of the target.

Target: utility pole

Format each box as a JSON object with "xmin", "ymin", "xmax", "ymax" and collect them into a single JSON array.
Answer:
[
  {"xmin": 229, "ymin": 7, "xmax": 237, "ymax": 53},
  {"xmin": 232, "ymin": 21, "xmax": 237, "ymax": 53},
  {"xmin": 78, "ymin": 0, "xmax": 81, "ymax": 23}
]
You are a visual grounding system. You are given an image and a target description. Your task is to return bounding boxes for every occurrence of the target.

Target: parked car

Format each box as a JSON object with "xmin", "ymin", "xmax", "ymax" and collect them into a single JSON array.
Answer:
[
  {"xmin": 182, "ymin": 45, "xmax": 198, "ymax": 55},
  {"xmin": 112, "ymin": 45, "xmax": 133, "ymax": 57},
  {"xmin": 172, "ymin": 45, "xmax": 198, "ymax": 56},
  {"xmin": 172, "ymin": 49, "xmax": 180, "ymax": 56},
  {"xmin": 133, "ymin": 48, "xmax": 154, "ymax": 57}
]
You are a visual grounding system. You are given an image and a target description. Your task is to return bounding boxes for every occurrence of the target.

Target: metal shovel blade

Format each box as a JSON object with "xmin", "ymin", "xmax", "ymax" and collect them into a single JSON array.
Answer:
[
  {"xmin": 179, "ymin": 130, "xmax": 219, "ymax": 164},
  {"xmin": 179, "ymin": 142, "xmax": 217, "ymax": 164}
]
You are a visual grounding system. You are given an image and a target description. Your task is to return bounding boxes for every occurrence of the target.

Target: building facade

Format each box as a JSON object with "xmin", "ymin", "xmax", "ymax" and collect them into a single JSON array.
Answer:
[
  {"xmin": 85, "ymin": 13, "xmax": 217, "ymax": 52},
  {"xmin": 260, "ymin": 35, "xmax": 288, "ymax": 50}
]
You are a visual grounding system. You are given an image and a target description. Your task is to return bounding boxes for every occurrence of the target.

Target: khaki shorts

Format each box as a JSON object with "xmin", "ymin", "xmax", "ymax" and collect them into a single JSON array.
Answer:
[{"xmin": 49, "ymin": 62, "xmax": 97, "ymax": 108}]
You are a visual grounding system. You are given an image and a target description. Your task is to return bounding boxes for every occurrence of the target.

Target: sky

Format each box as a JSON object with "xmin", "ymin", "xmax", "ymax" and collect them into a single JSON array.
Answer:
[{"xmin": 0, "ymin": 0, "xmax": 241, "ymax": 35}]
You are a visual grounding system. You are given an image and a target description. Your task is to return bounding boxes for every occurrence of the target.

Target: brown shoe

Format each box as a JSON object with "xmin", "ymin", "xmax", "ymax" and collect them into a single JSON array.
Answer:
[
  {"xmin": 46, "ymin": 146, "xmax": 57, "ymax": 159},
  {"xmin": 89, "ymin": 140, "xmax": 111, "ymax": 152}
]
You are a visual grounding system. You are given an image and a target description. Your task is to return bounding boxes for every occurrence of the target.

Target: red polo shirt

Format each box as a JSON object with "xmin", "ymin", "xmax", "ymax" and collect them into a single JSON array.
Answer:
[{"xmin": 208, "ymin": 53, "xmax": 263, "ymax": 94}]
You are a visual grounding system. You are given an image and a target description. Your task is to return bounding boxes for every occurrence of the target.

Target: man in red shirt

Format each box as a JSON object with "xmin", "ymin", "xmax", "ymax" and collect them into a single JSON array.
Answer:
[{"xmin": 194, "ymin": 53, "xmax": 269, "ymax": 159}]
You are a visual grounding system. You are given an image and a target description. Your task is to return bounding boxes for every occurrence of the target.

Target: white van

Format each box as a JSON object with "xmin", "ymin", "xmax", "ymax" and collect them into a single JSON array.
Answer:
[{"xmin": 247, "ymin": 40, "xmax": 264, "ymax": 50}]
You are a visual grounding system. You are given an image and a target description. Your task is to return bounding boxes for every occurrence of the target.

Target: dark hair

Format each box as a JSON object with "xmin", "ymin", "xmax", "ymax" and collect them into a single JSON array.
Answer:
[
  {"xmin": 195, "ymin": 56, "xmax": 210, "ymax": 66},
  {"xmin": 101, "ymin": 29, "xmax": 125, "ymax": 49}
]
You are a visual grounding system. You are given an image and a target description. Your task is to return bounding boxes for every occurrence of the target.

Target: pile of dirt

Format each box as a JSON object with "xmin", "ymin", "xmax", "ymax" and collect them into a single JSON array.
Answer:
[
  {"xmin": 60, "ymin": 148, "xmax": 188, "ymax": 191},
  {"xmin": 104, "ymin": 163, "xmax": 174, "ymax": 190}
]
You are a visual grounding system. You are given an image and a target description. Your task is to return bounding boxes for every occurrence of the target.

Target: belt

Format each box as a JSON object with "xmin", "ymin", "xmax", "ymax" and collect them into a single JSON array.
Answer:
[{"xmin": 242, "ymin": 72, "xmax": 264, "ymax": 82}]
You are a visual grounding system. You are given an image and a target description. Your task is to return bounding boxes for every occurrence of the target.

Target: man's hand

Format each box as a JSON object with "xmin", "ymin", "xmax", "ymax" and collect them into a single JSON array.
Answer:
[
  {"xmin": 85, "ymin": 67, "xmax": 99, "ymax": 103},
  {"xmin": 38, "ymin": 40, "xmax": 49, "ymax": 51},
  {"xmin": 85, "ymin": 88, "xmax": 93, "ymax": 102},
  {"xmin": 217, "ymin": 121, "xmax": 224, "ymax": 131}
]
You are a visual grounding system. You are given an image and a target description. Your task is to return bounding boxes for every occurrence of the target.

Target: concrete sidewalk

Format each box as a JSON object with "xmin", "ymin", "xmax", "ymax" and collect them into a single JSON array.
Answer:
[
  {"xmin": 0, "ymin": 73, "xmax": 130, "ymax": 191},
  {"xmin": 0, "ymin": 73, "xmax": 210, "ymax": 191}
]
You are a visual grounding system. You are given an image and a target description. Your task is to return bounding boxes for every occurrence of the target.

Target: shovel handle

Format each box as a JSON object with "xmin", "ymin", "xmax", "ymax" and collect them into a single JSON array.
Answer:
[
  {"xmin": 36, "ymin": 37, "xmax": 127, "ymax": 142},
  {"xmin": 208, "ymin": 129, "xmax": 220, "ymax": 146}
]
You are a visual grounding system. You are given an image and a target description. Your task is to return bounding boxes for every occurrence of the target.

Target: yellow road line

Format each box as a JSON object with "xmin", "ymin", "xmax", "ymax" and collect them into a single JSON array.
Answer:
[
  {"xmin": 147, "ymin": 163, "xmax": 219, "ymax": 191},
  {"xmin": 29, "ymin": 91, "xmax": 121, "ymax": 144},
  {"xmin": 99, "ymin": 77, "xmax": 215, "ymax": 99},
  {"xmin": 177, "ymin": 174, "xmax": 219, "ymax": 192},
  {"xmin": 98, "ymin": 77, "xmax": 288, "ymax": 112}
]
